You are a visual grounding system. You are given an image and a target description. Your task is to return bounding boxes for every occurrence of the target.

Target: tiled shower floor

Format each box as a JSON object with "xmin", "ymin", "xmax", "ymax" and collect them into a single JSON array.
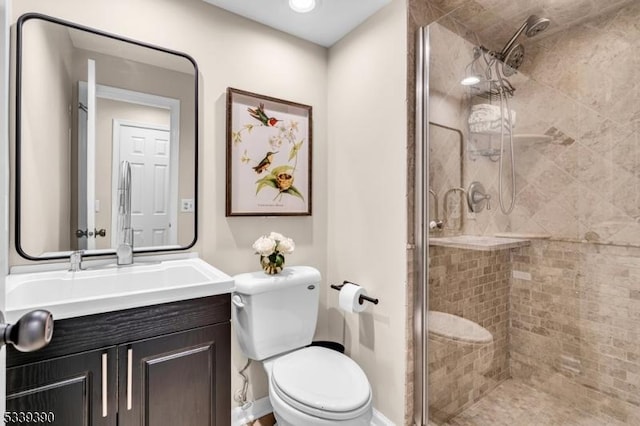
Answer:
[{"xmin": 441, "ymin": 379, "xmax": 626, "ymax": 426}]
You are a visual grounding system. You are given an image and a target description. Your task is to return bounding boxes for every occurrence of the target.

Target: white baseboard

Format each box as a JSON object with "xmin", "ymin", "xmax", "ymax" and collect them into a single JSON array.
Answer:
[
  {"xmin": 231, "ymin": 397, "xmax": 395, "ymax": 426},
  {"xmin": 371, "ymin": 408, "xmax": 395, "ymax": 426}
]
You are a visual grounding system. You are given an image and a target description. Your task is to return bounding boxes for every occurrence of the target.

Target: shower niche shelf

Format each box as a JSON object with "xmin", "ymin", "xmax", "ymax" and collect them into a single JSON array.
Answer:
[
  {"xmin": 468, "ymin": 134, "xmax": 552, "ymax": 161},
  {"xmin": 469, "ymin": 132, "xmax": 553, "ymax": 142},
  {"xmin": 468, "ymin": 148, "xmax": 501, "ymax": 158}
]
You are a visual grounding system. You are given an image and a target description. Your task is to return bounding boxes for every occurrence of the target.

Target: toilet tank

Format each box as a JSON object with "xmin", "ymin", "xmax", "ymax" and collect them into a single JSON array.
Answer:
[{"xmin": 232, "ymin": 266, "xmax": 321, "ymax": 361}]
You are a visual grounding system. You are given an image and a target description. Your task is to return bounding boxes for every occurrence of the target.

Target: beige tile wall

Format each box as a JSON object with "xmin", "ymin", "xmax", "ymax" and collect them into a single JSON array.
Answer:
[
  {"xmin": 425, "ymin": 238, "xmax": 640, "ymax": 424},
  {"xmin": 510, "ymin": 239, "xmax": 640, "ymax": 423},
  {"xmin": 417, "ymin": 20, "xmax": 478, "ymax": 239},
  {"xmin": 428, "ymin": 246, "xmax": 511, "ymax": 423},
  {"xmin": 408, "ymin": 1, "xmax": 640, "ymax": 244},
  {"xmin": 453, "ymin": 2, "xmax": 640, "ymax": 243}
]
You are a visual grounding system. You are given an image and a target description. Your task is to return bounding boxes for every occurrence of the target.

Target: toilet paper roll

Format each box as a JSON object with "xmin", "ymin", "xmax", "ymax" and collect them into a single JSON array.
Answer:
[{"xmin": 338, "ymin": 283, "xmax": 367, "ymax": 313}]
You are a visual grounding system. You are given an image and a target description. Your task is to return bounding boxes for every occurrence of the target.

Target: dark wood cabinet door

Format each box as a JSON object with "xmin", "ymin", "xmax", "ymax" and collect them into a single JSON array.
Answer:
[
  {"xmin": 118, "ymin": 323, "xmax": 230, "ymax": 426},
  {"xmin": 6, "ymin": 347, "xmax": 118, "ymax": 426}
]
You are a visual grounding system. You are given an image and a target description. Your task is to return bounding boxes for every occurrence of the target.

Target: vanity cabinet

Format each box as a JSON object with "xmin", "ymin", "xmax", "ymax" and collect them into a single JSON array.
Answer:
[
  {"xmin": 7, "ymin": 346, "xmax": 118, "ymax": 426},
  {"xmin": 6, "ymin": 295, "xmax": 231, "ymax": 426},
  {"xmin": 118, "ymin": 325, "xmax": 227, "ymax": 426}
]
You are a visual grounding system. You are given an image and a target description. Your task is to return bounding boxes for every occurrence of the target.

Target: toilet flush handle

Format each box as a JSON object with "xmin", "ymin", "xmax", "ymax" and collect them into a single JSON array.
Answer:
[{"xmin": 232, "ymin": 295, "xmax": 245, "ymax": 309}]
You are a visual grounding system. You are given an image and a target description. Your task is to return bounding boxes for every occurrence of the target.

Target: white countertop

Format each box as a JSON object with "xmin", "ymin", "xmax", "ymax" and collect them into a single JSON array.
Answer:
[{"xmin": 5, "ymin": 254, "xmax": 234, "ymax": 322}]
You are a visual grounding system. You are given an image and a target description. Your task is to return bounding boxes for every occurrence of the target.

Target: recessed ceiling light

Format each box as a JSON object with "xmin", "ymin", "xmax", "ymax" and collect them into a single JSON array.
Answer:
[{"xmin": 289, "ymin": 0, "xmax": 316, "ymax": 13}]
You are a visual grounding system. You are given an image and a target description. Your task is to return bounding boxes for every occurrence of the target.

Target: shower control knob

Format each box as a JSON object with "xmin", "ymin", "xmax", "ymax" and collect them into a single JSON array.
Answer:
[
  {"xmin": 472, "ymin": 191, "xmax": 492, "ymax": 210},
  {"xmin": 0, "ymin": 310, "xmax": 54, "ymax": 352},
  {"xmin": 468, "ymin": 182, "xmax": 492, "ymax": 213},
  {"xmin": 471, "ymin": 192, "xmax": 490, "ymax": 203}
]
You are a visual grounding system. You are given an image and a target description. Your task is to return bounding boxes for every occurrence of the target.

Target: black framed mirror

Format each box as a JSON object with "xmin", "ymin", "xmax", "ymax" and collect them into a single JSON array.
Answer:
[{"xmin": 15, "ymin": 13, "xmax": 198, "ymax": 260}]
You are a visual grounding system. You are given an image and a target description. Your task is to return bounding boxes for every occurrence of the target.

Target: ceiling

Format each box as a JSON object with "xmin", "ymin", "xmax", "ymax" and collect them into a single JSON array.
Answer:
[{"xmin": 202, "ymin": 0, "xmax": 392, "ymax": 47}]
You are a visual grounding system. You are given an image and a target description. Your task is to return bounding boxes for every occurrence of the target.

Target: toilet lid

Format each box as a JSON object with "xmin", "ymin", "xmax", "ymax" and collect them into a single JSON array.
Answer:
[{"xmin": 271, "ymin": 346, "xmax": 371, "ymax": 413}]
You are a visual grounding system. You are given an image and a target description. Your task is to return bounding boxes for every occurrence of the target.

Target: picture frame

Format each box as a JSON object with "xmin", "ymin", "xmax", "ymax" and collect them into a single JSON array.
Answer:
[{"xmin": 226, "ymin": 88, "xmax": 312, "ymax": 216}]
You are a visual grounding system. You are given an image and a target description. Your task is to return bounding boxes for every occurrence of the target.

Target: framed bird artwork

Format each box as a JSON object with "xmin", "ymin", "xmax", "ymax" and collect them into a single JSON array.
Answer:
[{"xmin": 226, "ymin": 87, "xmax": 312, "ymax": 216}]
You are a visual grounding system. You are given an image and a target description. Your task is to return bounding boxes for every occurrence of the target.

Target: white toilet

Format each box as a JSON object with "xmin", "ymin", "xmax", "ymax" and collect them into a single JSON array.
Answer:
[{"xmin": 232, "ymin": 266, "xmax": 373, "ymax": 426}]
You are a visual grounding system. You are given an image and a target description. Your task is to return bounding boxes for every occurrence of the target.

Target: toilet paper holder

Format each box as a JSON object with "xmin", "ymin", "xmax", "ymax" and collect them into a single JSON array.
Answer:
[{"xmin": 330, "ymin": 281, "xmax": 379, "ymax": 305}]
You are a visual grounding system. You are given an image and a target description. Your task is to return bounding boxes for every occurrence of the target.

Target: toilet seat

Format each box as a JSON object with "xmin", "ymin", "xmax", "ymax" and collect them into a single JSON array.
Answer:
[{"xmin": 270, "ymin": 346, "xmax": 372, "ymax": 421}]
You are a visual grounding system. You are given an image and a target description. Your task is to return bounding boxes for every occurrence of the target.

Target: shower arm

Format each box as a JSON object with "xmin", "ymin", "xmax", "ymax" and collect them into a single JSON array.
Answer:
[{"xmin": 499, "ymin": 21, "xmax": 529, "ymax": 59}]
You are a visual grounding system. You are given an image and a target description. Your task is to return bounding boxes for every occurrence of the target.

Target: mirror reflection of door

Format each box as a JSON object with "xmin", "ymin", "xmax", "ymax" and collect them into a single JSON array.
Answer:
[
  {"xmin": 113, "ymin": 121, "xmax": 176, "ymax": 249},
  {"xmin": 78, "ymin": 82, "xmax": 180, "ymax": 251}
]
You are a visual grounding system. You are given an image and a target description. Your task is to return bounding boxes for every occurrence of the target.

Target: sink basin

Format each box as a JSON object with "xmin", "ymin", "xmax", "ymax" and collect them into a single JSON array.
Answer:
[{"xmin": 5, "ymin": 256, "xmax": 234, "ymax": 322}]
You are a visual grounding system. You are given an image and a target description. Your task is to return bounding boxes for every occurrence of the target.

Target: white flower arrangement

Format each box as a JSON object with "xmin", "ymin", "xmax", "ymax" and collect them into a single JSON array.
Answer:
[{"xmin": 252, "ymin": 232, "xmax": 295, "ymax": 274}]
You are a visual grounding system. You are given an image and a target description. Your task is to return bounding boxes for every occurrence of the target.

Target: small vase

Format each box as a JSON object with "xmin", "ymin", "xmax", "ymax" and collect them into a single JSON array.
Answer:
[{"xmin": 260, "ymin": 253, "xmax": 285, "ymax": 275}]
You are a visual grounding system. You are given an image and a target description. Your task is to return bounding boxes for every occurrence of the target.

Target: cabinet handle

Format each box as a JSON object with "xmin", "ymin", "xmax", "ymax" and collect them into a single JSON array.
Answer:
[
  {"xmin": 102, "ymin": 353, "xmax": 108, "ymax": 417},
  {"xmin": 127, "ymin": 348, "xmax": 133, "ymax": 410}
]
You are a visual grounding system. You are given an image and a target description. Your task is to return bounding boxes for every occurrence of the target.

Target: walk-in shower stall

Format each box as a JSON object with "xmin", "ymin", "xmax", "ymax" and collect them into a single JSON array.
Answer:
[{"xmin": 415, "ymin": 1, "xmax": 640, "ymax": 424}]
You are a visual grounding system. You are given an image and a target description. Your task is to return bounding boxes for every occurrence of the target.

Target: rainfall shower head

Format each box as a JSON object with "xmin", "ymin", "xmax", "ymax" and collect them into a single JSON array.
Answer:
[
  {"xmin": 524, "ymin": 15, "xmax": 551, "ymax": 37},
  {"xmin": 498, "ymin": 14, "xmax": 551, "ymax": 72}
]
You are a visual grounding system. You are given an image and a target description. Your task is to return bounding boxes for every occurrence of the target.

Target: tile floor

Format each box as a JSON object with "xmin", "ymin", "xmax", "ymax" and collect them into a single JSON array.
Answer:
[
  {"xmin": 252, "ymin": 378, "xmax": 629, "ymax": 426},
  {"xmin": 440, "ymin": 379, "xmax": 627, "ymax": 426}
]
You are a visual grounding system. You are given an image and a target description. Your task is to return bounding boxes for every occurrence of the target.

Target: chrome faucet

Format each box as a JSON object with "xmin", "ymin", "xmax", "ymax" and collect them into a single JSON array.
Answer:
[
  {"xmin": 116, "ymin": 161, "xmax": 133, "ymax": 265},
  {"xmin": 69, "ymin": 250, "xmax": 84, "ymax": 272}
]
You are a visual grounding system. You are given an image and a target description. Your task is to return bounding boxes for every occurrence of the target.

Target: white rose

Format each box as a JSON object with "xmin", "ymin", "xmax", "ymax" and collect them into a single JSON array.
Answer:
[
  {"xmin": 269, "ymin": 232, "xmax": 286, "ymax": 242},
  {"xmin": 253, "ymin": 236, "xmax": 276, "ymax": 256},
  {"xmin": 277, "ymin": 237, "xmax": 295, "ymax": 254}
]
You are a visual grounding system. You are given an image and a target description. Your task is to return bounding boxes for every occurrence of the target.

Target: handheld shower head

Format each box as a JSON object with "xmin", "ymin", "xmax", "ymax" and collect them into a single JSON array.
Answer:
[{"xmin": 502, "ymin": 43, "xmax": 525, "ymax": 76}]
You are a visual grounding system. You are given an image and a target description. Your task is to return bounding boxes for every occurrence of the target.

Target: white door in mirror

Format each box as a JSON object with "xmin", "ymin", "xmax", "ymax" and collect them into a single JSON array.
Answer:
[{"xmin": 117, "ymin": 123, "xmax": 173, "ymax": 248}]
